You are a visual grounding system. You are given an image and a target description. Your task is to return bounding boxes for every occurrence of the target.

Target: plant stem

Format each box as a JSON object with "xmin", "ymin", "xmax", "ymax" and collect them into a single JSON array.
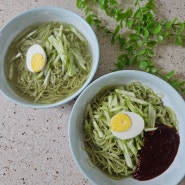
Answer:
[{"xmin": 76, "ymin": 0, "xmax": 185, "ymax": 97}]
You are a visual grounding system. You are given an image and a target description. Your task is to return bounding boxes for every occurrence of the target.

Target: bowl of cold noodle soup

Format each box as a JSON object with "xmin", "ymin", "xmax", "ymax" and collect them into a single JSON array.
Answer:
[
  {"xmin": 69, "ymin": 70, "xmax": 185, "ymax": 185},
  {"xmin": 0, "ymin": 6, "xmax": 99, "ymax": 108}
]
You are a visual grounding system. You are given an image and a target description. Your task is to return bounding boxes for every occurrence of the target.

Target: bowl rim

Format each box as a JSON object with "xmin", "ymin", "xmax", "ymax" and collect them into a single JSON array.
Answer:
[
  {"xmin": 0, "ymin": 6, "xmax": 99, "ymax": 108},
  {"xmin": 69, "ymin": 70, "xmax": 185, "ymax": 185}
]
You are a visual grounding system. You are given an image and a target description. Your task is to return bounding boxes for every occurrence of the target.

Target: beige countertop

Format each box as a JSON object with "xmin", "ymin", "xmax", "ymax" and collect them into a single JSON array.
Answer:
[{"xmin": 0, "ymin": 0, "xmax": 185, "ymax": 185}]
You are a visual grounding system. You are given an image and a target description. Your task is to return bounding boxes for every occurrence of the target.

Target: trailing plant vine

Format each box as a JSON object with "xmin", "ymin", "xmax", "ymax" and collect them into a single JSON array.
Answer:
[{"xmin": 76, "ymin": 0, "xmax": 185, "ymax": 96}]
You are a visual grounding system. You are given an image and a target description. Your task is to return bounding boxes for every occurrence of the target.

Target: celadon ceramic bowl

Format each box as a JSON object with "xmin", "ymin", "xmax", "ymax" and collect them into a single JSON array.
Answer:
[
  {"xmin": 69, "ymin": 70, "xmax": 185, "ymax": 185},
  {"xmin": 0, "ymin": 6, "xmax": 99, "ymax": 108}
]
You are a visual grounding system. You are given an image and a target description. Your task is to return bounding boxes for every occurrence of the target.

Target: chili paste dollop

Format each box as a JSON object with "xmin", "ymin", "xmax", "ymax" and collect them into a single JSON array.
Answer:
[{"xmin": 133, "ymin": 124, "xmax": 180, "ymax": 181}]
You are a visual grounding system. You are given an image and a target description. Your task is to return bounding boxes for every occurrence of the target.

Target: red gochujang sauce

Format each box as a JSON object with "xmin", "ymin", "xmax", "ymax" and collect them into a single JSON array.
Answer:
[{"xmin": 133, "ymin": 124, "xmax": 180, "ymax": 181}]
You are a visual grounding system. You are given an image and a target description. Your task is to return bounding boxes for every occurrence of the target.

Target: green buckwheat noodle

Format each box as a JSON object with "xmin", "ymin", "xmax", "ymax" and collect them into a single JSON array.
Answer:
[
  {"xmin": 83, "ymin": 82, "xmax": 178, "ymax": 179},
  {"xmin": 6, "ymin": 22, "xmax": 92, "ymax": 103}
]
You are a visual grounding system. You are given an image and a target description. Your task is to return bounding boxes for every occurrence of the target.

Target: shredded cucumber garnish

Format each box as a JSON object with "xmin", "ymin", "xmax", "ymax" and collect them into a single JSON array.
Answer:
[
  {"xmin": 83, "ymin": 82, "xmax": 178, "ymax": 179},
  {"xmin": 7, "ymin": 22, "xmax": 92, "ymax": 103}
]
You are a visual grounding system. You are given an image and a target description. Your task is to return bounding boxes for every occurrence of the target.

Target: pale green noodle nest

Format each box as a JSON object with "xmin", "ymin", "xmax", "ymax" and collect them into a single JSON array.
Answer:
[
  {"xmin": 83, "ymin": 82, "xmax": 178, "ymax": 179},
  {"xmin": 6, "ymin": 22, "xmax": 92, "ymax": 103}
]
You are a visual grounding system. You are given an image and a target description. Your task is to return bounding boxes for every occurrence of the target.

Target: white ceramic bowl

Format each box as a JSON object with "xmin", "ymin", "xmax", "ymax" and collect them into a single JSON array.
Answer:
[
  {"xmin": 69, "ymin": 70, "xmax": 185, "ymax": 185},
  {"xmin": 0, "ymin": 6, "xmax": 99, "ymax": 108}
]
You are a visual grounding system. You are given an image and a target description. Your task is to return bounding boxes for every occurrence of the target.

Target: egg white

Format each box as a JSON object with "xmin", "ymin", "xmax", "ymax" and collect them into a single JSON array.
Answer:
[
  {"xmin": 26, "ymin": 44, "xmax": 46, "ymax": 72},
  {"xmin": 111, "ymin": 111, "xmax": 144, "ymax": 140}
]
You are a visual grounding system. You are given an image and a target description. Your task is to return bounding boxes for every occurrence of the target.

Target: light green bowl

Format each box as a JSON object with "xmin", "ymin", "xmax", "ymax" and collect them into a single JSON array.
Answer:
[
  {"xmin": 69, "ymin": 70, "xmax": 185, "ymax": 185},
  {"xmin": 0, "ymin": 6, "xmax": 99, "ymax": 108}
]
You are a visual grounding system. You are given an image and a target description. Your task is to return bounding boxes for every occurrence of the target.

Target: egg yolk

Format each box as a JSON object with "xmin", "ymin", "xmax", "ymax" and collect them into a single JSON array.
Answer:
[
  {"xmin": 110, "ymin": 113, "xmax": 132, "ymax": 132},
  {"xmin": 31, "ymin": 53, "xmax": 45, "ymax": 72}
]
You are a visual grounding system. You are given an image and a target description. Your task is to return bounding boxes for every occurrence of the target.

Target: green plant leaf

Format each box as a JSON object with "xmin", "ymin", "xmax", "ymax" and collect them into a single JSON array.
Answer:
[
  {"xmin": 151, "ymin": 67, "xmax": 158, "ymax": 73},
  {"xmin": 146, "ymin": 48, "xmax": 154, "ymax": 56},
  {"xmin": 115, "ymin": 54, "xmax": 130, "ymax": 69},
  {"xmin": 129, "ymin": 33, "xmax": 141, "ymax": 41},
  {"xmin": 144, "ymin": 28, "xmax": 150, "ymax": 38},
  {"xmin": 138, "ymin": 49, "xmax": 147, "ymax": 56},
  {"xmin": 173, "ymin": 17, "xmax": 178, "ymax": 24},
  {"xmin": 134, "ymin": 9, "xmax": 141, "ymax": 18},
  {"xmin": 165, "ymin": 70, "xmax": 175, "ymax": 79},
  {"xmin": 176, "ymin": 35, "xmax": 183, "ymax": 45},
  {"xmin": 178, "ymin": 23, "xmax": 185, "ymax": 35},
  {"xmin": 180, "ymin": 81, "xmax": 185, "ymax": 87},
  {"xmin": 76, "ymin": 0, "xmax": 85, "ymax": 8},
  {"xmin": 147, "ymin": 40, "xmax": 157, "ymax": 47},
  {"xmin": 126, "ymin": 20, "xmax": 133, "ymax": 27},
  {"xmin": 153, "ymin": 24, "xmax": 162, "ymax": 34},
  {"xmin": 132, "ymin": 55, "xmax": 138, "ymax": 65},
  {"xmin": 171, "ymin": 79, "xmax": 180, "ymax": 89},
  {"xmin": 139, "ymin": 60, "xmax": 149, "ymax": 70},
  {"xmin": 111, "ymin": 25, "xmax": 121, "ymax": 44},
  {"xmin": 145, "ymin": 0, "xmax": 155, "ymax": 11},
  {"xmin": 147, "ymin": 22, "xmax": 156, "ymax": 29},
  {"xmin": 166, "ymin": 21, "xmax": 172, "ymax": 29},
  {"xmin": 157, "ymin": 35, "xmax": 163, "ymax": 42},
  {"xmin": 124, "ymin": 8, "xmax": 133, "ymax": 18},
  {"xmin": 99, "ymin": 0, "xmax": 106, "ymax": 9}
]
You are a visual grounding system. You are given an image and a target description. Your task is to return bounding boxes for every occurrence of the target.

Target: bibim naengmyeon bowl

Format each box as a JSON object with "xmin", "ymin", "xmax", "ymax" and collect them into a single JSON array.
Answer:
[{"xmin": 69, "ymin": 70, "xmax": 185, "ymax": 185}]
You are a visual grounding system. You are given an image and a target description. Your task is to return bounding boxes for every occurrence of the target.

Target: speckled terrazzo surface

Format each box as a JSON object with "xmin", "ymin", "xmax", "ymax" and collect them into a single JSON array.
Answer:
[{"xmin": 0, "ymin": 0, "xmax": 185, "ymax": 185}]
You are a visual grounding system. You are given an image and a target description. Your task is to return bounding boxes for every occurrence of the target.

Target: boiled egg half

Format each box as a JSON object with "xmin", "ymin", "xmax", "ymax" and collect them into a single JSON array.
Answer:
[
  {"xmin": 26, "ymin": 44, "xmax": 47, "ymax": 73},
  {"xmin": 110, "ymin": 111, "xmax": 144, "ymax": 140}
]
